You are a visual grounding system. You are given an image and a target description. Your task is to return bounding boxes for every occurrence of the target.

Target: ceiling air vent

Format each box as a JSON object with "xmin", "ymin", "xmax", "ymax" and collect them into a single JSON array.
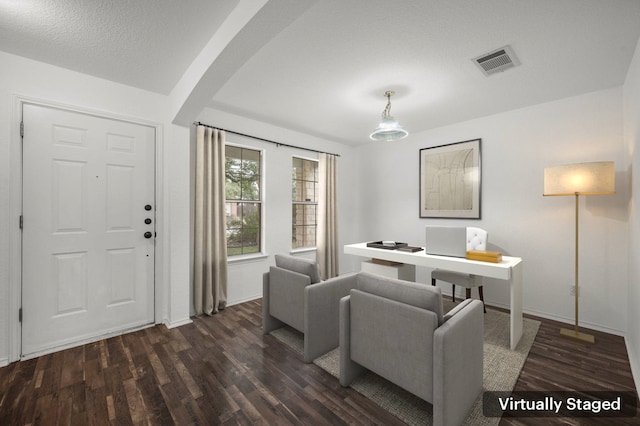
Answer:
[{"xmin": 473, "ymin": 45, "xmax": 520, "ymax": 76}]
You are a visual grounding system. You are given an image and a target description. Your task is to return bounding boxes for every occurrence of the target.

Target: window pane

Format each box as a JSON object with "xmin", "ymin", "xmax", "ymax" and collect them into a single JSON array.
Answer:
[
  {"xmin": 292, "ymin": 226, "xmax": 300, "ymax": 248},
  {"xmin": 293, "ymin": 157, "xmax": 303, "ymax": 180},
  {"xmin": 241, "ymin": 203, "xmax": 260, "ymax": 227},
  {"xmin": 304, "ymin": 225, "xmax": 316, "ymax": 247},
  {"xmin": 242, "ymin": 151, "xmax": 261, "ymax": 201},
  {"xmin": 305, "ymin": 204, "xmax": 316, "ymax": 226},
  {"xmin": 292, "ymin": 224, "xmax": 317, "ymax": 248},
  {"xmin": 226, "ymin": 202, "xmax": 261, "ymax": 255},
  {"xmin": 226, "ymin": 227, "xmax": 242, "ymax": 256},
  {"xmin": 226, "ymin": 145, "xmax": 242, "ymax": 160},
  {"xmin": 293, "ymin": 204, "xmax": 303, "ymax": 225},
  {"xmin": 303, "ymin": 160, "xmax": 315, "ymax": 181},
  {"xmin": 242, "ymin": 148, "xmax": 260, "ymax": 164},
  {"xmin": 226, "ymin": 202, "xmax": 241, "ymax": 228},
  {"xmin": 293, "ymin": 180, "xmax": 305, "ymax": 202},
  {"xmin": 291, "ymin": 157, "xmax": 318, "ymax": 249},
  {"xmin": 242, "ymin": 171, "xmax": 261, "ymax": 201},
  {"xmin": 240, "ymin": 227, "xmax": 260, "ymax": 254},
  {"xmin": 305, "ymin": 179, "xmax": 316, "ymax": 203},
  {"xmin": 225, "ymin": 155, "xmax": 242, "ymax": 200},
  {"xmin": 226, "ymin": 146, "xmax": 261, "ymax": 201},
  {"xmin": 225, "ymin": 145, "xmax": 262, "ymax": 257}
]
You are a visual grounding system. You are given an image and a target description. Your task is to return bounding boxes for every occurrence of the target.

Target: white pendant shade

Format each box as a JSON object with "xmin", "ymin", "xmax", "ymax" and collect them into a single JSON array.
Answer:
[
  {"xmin": 369, "ymin": 116, "xmax": 408, "ymax": 141},
  {"xmin": 369, "ymin": 90, "xmax": 408, "ymax": 141}
]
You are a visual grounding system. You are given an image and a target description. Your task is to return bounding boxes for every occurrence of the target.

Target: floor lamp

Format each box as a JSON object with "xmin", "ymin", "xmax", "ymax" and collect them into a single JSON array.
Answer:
[{"xmin": 543, "ymin": 161, "xmax": 615, "ymax": 344}]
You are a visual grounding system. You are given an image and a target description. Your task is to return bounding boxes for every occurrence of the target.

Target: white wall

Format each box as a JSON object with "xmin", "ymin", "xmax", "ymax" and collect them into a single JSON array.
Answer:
[
  {"xmin": 355, "ymin": 87, "xmax": 629, "ymax": 335},
  {"xmin": 623, "ymin": 36, "xmax": 640, "ymax": 394},
  {"xmin": 195, "ymin": 108, "xmax": 360, "ymax": 308},
  {"xmin": 0, "ymin": 51, "xmax": 192, "ymax": 364}
]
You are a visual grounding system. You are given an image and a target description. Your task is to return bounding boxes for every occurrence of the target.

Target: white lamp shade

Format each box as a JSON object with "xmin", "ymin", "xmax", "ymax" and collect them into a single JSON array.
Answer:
[
  {"xmin": 543, "ymin": 161, "xmax": 615, "ymax": 196},
  {"xmin": 369, "ymin": 116, "xmax": 408, "ymax": 141}
]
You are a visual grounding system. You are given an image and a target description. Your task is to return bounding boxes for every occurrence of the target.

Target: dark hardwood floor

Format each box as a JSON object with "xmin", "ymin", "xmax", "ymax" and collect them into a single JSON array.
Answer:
[
  {"xmin": 502, "ymin": 311, "xmax": 640, "ymax": 426},
  {"xmin": 0, "ymin": 300, "xmax": 638, "ymax": 425}
]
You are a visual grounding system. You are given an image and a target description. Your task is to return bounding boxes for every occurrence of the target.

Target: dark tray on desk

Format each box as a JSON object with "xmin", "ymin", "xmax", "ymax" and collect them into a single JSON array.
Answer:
[
  {"xmin": 366, "ymin": 241, "xmax": 408, "ymax": 250},
  {"xmin": 397, "ymin": 246, "xmax": 424, "ymax": 252}
]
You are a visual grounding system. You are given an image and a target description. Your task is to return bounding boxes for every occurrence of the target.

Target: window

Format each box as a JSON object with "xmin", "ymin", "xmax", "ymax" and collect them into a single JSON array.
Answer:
[
  {"xmin": 292, "ymin": 157, "xmax": 318, "ymax": 249},
  {"xmin": 225, "ymin": 146, "xmax": 262, "ymax": 256}
]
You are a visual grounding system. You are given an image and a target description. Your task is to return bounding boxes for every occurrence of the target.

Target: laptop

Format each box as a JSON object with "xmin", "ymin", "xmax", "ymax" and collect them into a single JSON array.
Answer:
[{"xmin": 425, "ymin": 226, "xmax": 467, "ymax": 258}]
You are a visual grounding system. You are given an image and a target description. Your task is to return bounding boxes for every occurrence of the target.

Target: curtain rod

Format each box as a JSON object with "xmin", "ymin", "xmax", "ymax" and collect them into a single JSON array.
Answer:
[{"xmin": 194, "ymin": 121, "xmax": 340, "ymax": 157}]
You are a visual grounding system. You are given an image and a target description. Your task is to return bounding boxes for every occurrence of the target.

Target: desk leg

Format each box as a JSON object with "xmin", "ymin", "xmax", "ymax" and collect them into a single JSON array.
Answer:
[{"xmin": 510, "ymin": 262, "xmax": 524, "ymax": 350}]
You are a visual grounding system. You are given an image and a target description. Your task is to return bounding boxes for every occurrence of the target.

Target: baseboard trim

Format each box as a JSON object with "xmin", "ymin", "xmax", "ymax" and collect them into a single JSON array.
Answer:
[
  {"xmin": 0, "ymin": 357, "xmax": 8, "ymax": 367},
  {"xmin": 481, "ymin": 300, "xmax": 626, "ymax": 337},
  {"xmin": 227, "ymin": 294, "xmax": 261, "ymax": 307},
  {"xmin": 165, "ymin": 318, "xmax": 193, "ymax": 329}
]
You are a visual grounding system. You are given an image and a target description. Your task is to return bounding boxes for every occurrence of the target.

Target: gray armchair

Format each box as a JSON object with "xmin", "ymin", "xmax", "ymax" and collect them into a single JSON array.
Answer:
[
  {"xmin": 263, "ymin": 254, "xmax": 356, "ymax": 362},
  {"xmin": 339, "ymin": 272, "xmax": 484, "ymax": 426}
]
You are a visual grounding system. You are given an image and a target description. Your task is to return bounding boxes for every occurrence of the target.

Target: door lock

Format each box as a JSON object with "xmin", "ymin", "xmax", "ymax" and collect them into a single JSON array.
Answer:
[{"xmin": 144, "ymin": 231, "xmax": 153, "ymax": 239}]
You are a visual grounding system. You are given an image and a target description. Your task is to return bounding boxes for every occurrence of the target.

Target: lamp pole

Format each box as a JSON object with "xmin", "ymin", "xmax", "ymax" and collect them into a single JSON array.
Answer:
[
  {"xmin": 574, "ymin": 193, "xmax": 580, "ymax": 334},
  {"xmin": 559, "ymin": 192, "xmax": 595, "ymax": 343}
]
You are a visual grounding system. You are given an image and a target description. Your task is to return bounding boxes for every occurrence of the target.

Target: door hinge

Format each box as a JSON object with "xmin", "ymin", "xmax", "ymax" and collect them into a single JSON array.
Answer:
[
  {"xmin": 20, "ymin": 121, "xmax": 24, "ymax": 138},
  {"xmin": 19, "ymin": 215, "xmax": 23, "ymax": 229},
  {"xmin": 19, "ymin": 308, "xmax": 22, "ymax": 323}
]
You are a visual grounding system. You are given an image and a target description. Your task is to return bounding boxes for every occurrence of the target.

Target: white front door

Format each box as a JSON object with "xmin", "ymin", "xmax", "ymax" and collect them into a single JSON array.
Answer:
[{"xmin": 21, "ymin": 104, "xmax": 156, "ymax": 358}]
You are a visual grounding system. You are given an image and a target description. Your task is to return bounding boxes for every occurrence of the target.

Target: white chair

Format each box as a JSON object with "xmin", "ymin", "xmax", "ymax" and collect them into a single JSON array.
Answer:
[{"xmin": 431, "ymin": 227, "xmax": 487, "ymax": 313}]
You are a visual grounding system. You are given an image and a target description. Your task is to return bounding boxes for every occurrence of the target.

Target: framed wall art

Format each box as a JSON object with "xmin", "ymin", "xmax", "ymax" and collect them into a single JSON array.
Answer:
[{"xmin": 419, "ymin": 138, "xmax": 481, "ymax": 218}]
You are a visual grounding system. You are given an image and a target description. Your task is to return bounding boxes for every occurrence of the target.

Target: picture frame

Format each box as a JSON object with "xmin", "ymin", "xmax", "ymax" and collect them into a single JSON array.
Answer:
[{"xmin": 419, "ymin": 139, "xmax": 481, "ymax": 218}]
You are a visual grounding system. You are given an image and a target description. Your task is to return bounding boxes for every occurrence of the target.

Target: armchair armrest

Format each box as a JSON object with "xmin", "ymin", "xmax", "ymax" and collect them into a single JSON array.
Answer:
[
  {"xmin": 303, "ymin": 272, "xmax": 357, "ymax": 362},
  {"xmin": 338, "ymin": 294, "xmax": 367, "ymax": 386},
  {"xmin": 262, "ymin": 271, "xmax": 285, "ymax": 334},
  {"xmin": 433, "ymin": 299, "xmax": 484, "ymax": 426},
  {"xmin": 442, "ymin": 298, "xmax": 474, "ymax": 323}
]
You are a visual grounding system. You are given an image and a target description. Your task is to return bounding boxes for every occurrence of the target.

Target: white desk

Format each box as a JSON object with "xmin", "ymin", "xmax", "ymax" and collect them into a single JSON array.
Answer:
[{"xmin": 344, "ymin": 242, "xmax": 523, "ymax": 350}]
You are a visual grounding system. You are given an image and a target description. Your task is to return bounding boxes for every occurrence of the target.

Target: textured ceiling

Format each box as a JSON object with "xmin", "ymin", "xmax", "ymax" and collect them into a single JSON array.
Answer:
[
  {"xmin": 1, "ymin": 0, "xmax": 639, "ymax": 145},
  {"xmin": 0, "ymin": 0, "xmax": 239, "ymax": 94}
]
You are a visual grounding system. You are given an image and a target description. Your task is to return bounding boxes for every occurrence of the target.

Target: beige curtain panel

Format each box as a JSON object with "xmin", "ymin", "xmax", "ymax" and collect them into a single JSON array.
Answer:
[
  {"xmin": 194, "ymin": 126, "xmax": 228, "ymax": 315},
  {"xmin": 317, "ymin": 153, "xmax": 339, "ymax": 280}
]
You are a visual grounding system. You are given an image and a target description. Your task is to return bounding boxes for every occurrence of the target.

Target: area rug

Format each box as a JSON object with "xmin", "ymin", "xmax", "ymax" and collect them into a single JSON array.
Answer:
[{"xmin": 270, "ymin": 302, "xmax": 540, "ymax": 426}]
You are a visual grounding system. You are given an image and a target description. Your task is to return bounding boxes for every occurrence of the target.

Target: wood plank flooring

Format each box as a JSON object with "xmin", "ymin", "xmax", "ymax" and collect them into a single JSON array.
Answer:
[
  {"xmin": 0, "ymin": 300, "xmax": 638, "ymax": 425},
  {"xmin": 502, "ymin": 312, "xmax": 640, "ymax": 425}
]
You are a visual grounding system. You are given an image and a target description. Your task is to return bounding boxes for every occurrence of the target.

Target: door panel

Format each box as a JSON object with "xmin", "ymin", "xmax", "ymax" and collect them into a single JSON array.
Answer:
[{"xmin": 22, "ymin": 104, "xmax": 155, "ymax": 357}]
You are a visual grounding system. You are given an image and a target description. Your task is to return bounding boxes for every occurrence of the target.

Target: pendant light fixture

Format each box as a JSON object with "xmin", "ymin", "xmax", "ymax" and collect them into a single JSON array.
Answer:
[{"xmin": 369, "ymin": 90, "xmax": 408, "ymax": 141}]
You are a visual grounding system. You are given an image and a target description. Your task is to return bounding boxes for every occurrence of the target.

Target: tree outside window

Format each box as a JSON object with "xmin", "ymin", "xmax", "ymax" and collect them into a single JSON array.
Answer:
[{"xmin": 225, "ymin": 146, "xmax": 262, "ymax": 256}]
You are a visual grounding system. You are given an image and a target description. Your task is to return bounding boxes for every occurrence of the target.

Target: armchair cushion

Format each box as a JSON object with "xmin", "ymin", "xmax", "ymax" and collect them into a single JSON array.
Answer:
[
  {"xmin": 349, "ymin": 289, "xmax": 439, "ymax": 402},
  {"xmin": 275, "ymin": 254, "xmax": 321, "ymax": 284},
  {"xmin": 356, "ymin": 272, "xmax": 444, "ymax": 325}
]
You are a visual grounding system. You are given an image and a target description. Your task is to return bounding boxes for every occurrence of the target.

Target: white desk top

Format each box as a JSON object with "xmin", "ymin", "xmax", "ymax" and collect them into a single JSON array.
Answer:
[{"xmin": 344, "ymin": 242, "xmax": 522, "ymax": 281}]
